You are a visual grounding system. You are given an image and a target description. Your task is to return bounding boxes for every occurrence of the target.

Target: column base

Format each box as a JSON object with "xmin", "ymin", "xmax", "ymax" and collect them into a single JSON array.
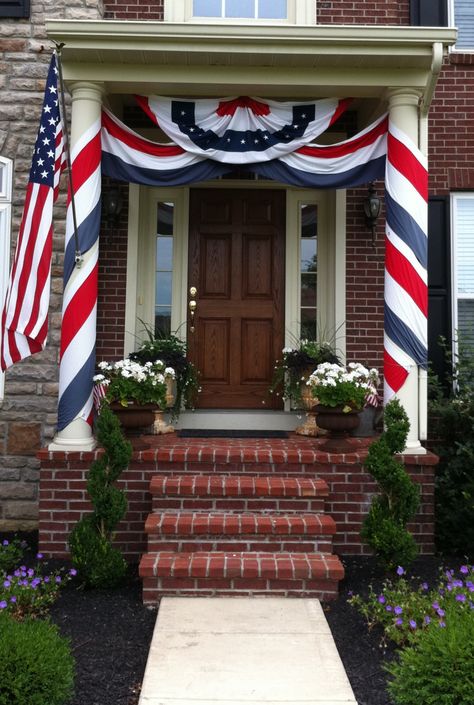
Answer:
[
  {"xmin": 48, "ymin": 418, "xmax": 96, "ymax": 452},
  {"xmin": 402, "ymin": 441, "xmax": 427, "ymax": 455}
]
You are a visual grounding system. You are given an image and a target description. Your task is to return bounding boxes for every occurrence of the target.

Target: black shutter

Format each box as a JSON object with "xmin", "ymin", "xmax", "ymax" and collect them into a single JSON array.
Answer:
[
  {"xmin": 428, "ymin": 196, "xmax": 452, "ymax": 383},
  {"xmin": 410, "ymin": 0, "xmax": 448, "ymax": 26},
  {"xmin": 0, "ymin": 0, "xmax": 30, "ymax": 18}
]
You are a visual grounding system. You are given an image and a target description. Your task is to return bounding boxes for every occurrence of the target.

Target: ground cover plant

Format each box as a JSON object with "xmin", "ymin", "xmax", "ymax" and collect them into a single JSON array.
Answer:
[
  {"xmin": 348, "ymin": 562, "xmax": 474, "ymax": 705},
  {"xmin": 0, "ymin": 537, "xmax": 76, "ymax": 705}
]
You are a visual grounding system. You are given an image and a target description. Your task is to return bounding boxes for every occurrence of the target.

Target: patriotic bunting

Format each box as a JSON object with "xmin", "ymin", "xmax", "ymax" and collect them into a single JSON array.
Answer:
[{"xmin": 135, "ymin": 95, "xmax": 351, "ymax": 164}]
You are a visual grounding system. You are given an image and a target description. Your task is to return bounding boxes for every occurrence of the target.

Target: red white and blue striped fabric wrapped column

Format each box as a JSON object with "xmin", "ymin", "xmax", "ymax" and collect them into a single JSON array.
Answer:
[
  {"xmin": 384, "ymin": 119, "xmax": 428, "ymax": 405},
  {"xmin": 53, "ymin": 87, "xmax": 102, "ymax": 449}
]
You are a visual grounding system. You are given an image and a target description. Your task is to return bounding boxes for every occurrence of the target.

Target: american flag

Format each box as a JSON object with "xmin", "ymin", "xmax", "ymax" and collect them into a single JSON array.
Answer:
[{"xmin": 1, "ymin": 53, "xmax": 66, "ymax": 371}]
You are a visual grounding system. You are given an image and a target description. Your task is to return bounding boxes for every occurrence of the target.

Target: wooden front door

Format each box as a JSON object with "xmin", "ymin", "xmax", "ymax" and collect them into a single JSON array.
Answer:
[{"xmin": 187, "ymin": 189, "xmax": 285, "ymax": 409}]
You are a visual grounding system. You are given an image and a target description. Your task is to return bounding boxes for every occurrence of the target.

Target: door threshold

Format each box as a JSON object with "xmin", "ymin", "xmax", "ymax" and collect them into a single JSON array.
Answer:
[{"xmin": 168, "ymin": 410, "xmax": 304, "ymax": 432}]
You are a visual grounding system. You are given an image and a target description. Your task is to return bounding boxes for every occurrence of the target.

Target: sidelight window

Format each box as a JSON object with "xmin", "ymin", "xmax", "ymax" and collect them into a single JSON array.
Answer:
[{"xmin": 155, "ymin": 202, "xmax": 174, "ymax": 336}]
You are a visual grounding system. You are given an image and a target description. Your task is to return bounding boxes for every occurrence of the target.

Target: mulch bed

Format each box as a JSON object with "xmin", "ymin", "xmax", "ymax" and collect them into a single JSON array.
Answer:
[
  {"xmin": 2, "ymin": 532, "xmax": 456, "ymax": 705},
  {"xmin": 47, "ymin": 554, "xmax": 451, "ymax": 705}
]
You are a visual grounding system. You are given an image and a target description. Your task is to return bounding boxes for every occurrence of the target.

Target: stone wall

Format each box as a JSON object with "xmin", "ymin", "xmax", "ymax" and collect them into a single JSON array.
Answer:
[{"xmin": 0, "ymin": 0, "xmax": 104, "ymax": 530}]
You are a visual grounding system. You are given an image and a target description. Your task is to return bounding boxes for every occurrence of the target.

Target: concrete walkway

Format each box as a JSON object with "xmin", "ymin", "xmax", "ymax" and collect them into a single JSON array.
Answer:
[{"xmin": 139, "ymin": 597, "xmax": 358, "ymax": 705}]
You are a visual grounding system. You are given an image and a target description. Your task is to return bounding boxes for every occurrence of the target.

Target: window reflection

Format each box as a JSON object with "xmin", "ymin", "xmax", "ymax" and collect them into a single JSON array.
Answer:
[
  {"xmin": 300, "ymin": 204, "xmax": 317, "ymax": 340},
  {"xmin": 155, "ymin": 202, "xmax": 174, "ymax": 336}
]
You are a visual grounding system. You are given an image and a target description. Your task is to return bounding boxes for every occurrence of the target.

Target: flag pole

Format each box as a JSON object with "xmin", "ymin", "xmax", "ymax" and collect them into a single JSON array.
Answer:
[{"xmin": 53, "ymin": 41, "xmax": 83, "ymax": 269}]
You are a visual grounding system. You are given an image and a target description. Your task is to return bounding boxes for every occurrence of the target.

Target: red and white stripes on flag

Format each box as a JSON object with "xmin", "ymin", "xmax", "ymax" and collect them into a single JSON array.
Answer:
[{"xmin": 1, "ymin": 54, "xmax": 66, "ymax": 371}]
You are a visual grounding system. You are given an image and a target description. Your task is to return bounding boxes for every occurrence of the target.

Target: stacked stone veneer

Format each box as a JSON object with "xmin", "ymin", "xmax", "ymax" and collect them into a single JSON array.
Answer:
[
  {"xmin": 0, "ymin": 0, "xmax": 104, "ymax": 530},
  {"xmin": 37, "ymin": 443, "xmax": 436, "ymax": 562}
]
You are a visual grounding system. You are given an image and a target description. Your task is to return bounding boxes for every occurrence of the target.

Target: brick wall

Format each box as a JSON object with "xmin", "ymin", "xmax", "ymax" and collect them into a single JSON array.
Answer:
[
  {"xmin": 0, "ymin": 0, "xmax": 104, "ymax": 530},
  {"xmin": 37, "ymin": 447, "xmax": 436, "ymax": 560}
]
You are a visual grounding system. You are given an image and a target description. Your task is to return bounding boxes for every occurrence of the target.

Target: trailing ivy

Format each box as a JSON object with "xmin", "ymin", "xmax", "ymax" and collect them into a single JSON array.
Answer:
[
  {"xmin": 361, "ymin": 399, "xmax": 420, "ymax": 570},
  {"xmin": 69, "ymin": 404, "xmax": 132, "ymax": 588}
]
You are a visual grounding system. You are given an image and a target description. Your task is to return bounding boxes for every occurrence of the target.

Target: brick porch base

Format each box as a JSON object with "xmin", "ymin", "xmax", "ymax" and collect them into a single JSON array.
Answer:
[{"xmin": 37, "ymin": 435, "xmax": 437, "ymax": 600}]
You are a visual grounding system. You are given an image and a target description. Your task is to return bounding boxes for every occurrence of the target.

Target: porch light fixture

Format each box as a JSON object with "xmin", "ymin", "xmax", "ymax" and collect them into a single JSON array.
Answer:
[
  {"xmin": 363, "ymin": 183, "xmax": 381, "ymax": 247},
  {"xmin": 102, "ymin": 187, "xmax": 123, "ymax": 226}
]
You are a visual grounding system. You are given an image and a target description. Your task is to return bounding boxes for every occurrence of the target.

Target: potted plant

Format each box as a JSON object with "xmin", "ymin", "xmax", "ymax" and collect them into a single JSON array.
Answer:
[
  {"xmin": 129, "ymin": 329, "xmax": 199, "ymax": 421},
  {"xmin": 306, "ymin": 362, "xmax": 379, "ymax": 451},
  {"xmin": 93, "ymin": 358, "xmax": 175, "ymax": 446},
  {"xmin": 270, "ymin": 338, "xmax": 340, "ymax": 408}
]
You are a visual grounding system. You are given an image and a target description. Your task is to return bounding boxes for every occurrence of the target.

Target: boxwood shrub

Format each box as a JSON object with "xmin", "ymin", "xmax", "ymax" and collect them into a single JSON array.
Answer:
[{"xmin": 0, "ymin": 614, "xmax": 74, "ymax": 705}]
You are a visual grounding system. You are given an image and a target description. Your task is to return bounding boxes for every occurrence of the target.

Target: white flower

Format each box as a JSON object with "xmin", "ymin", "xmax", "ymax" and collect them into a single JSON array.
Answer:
[{"xmin": 93, "ymin": 374, "xmax": 105, "ymax": 382}]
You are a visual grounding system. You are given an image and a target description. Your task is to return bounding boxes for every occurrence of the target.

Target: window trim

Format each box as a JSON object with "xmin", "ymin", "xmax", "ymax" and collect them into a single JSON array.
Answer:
[
  {"xmin": 164, "ymin": 0, "xmax": 316, "ymax": 25},
  {"xmin": 450, "ymin": 192, "xmax": 474, "ymax": 355},
  {"xmin": 0, "ymin": 157, "xmax": 13, "ymax": 401},
  {"xmin": 448, "ymin": 0, "xmax": 474, "ymax": 53}
]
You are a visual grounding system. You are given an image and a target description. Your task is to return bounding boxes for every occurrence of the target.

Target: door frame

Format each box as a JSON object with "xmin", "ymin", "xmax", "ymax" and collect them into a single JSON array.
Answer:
[{"xmin": 124, "ymin": 181, "xmax": 346, "ymax": 365}]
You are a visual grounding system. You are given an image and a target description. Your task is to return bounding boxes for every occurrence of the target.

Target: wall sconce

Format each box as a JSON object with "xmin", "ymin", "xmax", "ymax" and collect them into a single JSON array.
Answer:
[
  {"xmin": 102, "ymin": 187, "xmax": 123, "ymax": 226},
  {"xmin": 363, "ymin": 183, "xmax": 381, "ymax": 247}
]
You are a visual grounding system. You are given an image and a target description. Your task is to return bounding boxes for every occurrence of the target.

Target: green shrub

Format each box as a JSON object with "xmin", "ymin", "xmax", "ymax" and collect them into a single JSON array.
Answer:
[
  {"xmin": 0, "ymin": 538, "xmax": 25, "ymax": 575},
  {"xmin": 69, "ymin": 404, "xmax": 131, "ymax": 588},
  {"xmin": 386, "ymin": 606, "xmax": 474, "ymax": 705},
  {"xmin": 361, "ymin": 399, "xmax": 420, "ymax": 569},
  {"xmin": 349, "ymin": 564, "xmax": 474, "ymax": 647},
  {"xmin": 0, "ymin": 614, "xmax": 74, "ymax": 705},
  {"xmin": 429, "ymin": 335, "xmax": 474, "ymax": 559}
]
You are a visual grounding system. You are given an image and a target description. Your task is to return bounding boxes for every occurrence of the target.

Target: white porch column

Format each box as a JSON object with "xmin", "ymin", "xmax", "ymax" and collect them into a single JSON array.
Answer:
[
  {"xmin": 49, "ymin": 81, "xmax": 104, "ymax": 452},
  {"xmin": 386, "ymin": 88, "xmax": 426, "ymax": 453}
]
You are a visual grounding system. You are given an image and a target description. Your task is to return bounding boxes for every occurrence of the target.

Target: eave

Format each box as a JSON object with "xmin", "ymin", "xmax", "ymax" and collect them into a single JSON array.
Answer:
[{"xmin": 46, "ymin": 20, "xmax": 457, "ymax": 104}]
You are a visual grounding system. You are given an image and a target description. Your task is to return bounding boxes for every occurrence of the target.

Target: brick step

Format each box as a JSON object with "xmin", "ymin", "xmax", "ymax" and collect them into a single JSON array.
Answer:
[
  {"xmin": 139, "ymin": 551, "xmax": 344, "ymax": 602},
  {"xmin": 150, "ymin": 475, "xmax": 329, "ymax": 513},
  {"xmin": 145, "ymin": 512, "xmax": 336, "ymax": 554}
]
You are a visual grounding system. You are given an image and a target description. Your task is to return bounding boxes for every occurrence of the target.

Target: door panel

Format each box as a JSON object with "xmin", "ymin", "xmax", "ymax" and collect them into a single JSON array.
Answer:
[{"xmin": 188, "ymin": 189, "xmax": 285, "ymax": 409}]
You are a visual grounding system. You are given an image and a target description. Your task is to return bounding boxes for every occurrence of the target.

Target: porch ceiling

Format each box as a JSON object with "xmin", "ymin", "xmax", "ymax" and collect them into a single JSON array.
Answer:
[{"xmin": 46, "ymin": 20, "xmax": 456, "ymax": 103}]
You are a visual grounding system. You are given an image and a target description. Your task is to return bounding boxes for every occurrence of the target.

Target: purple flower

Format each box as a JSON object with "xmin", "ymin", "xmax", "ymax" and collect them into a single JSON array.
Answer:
[
  {"xmin": 396, "ymin": 566, "xmax": 405, "ymax": 576},
  {"xmin": 460, "ymin": 565, "xmax": 469, "ymax": 575},
  {"xmin": 385, "ymin": 605, "xmax": 393, "ymax": 612},
  {"xmin": 27, "ymin": 569, "xmax": 34, "ymax": 578},
  {"xmin": 424, "ymin": 616, "xmax": 431, "ymax": 625},
  {"xmin": 447, "ymin": 583, "xmax": 453, "ymax": 592},
  {"xmin": 453, "ymin": 579, "xmax": 464, "ymax": 588},
  {"xmin": 43, "ymin": 576, "xmax": 50, "ymax": 584},
  {"xmin": 394, "ymin": 606, "xmax": 403, "ymax": 615},
  {"xmin": 0, "ymin": 601, "xmax": 7, "ymax": 609},
  {"xmin": 378, "ymin": 595, "xmax": 386, "ymax": 604},
  {"xmin": 439, "ymin": 621, "xmax": 446, "ymax": 628},
  {"xmin": 432, "ymin": 601, "xmax": 440, "ymax": 611},
  {"xmin": 36, "ymin": 553, "xmax": 43, "ymax": 560},
  {"xmin": 445, "ymin": 569, "xmax": 454, "ymax": 578},
  {"xmin": 409, "ymin": 620, "xmax": 417, "ymax": 629},
  {"xmin": 69, "ymin": 568, "xmax": 77, "ymax": 577},
  {"xmin": 55, "ymin": 575, "xmax": 62, "ymax": 584},
  {"xmin": 395, "ymin": 618, "xmax": 403, "ymax": 626},
  {"xmin": 2, "ymin": 540, "xmax": 8, "ymax": 546},
  {"xmin": 456, "ymin": 594, "xmax": 466, "ymax": 602},
  {"xmin": 3, "ymin": 580, "xmax": 11, "ymax": 589},
  {"xmin": 421, "ymin": 582, "xmax": 429, "ymax": 591},
  {"xmin": 10, "ymin": 596, "xmax": 17, "ymax": 603},
  {"xmin": 14, "ymin": 570, "xmax": 20, "ymax": 577},
  {"xmin": 437, "ymin": 608, "xmax": 445, "ymax": 617},
  {"xmin": 31, "ymin": 578, "xmax": 41, "ymax": 588}
]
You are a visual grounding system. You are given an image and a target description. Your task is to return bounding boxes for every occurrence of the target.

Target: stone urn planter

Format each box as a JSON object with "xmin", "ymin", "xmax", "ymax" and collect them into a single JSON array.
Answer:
[{"xmin": 314, "ymin": 404, "xmax": 361, "ymax": 452}]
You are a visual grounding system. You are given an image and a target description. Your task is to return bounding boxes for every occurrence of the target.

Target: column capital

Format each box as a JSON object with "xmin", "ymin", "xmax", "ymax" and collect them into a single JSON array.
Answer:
[
  {"xmin": 69, "ymin": 81, "xmax": 106, "ymax": 106},
  {"xmin": 385, "ymin": 88, "xmax": 423, "ymax": 110}
]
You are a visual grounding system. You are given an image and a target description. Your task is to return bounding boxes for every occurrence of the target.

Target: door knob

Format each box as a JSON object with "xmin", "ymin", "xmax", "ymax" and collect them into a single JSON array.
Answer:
[{"xmin": 189, "ymin": 297, "xmax": 197, "ymax": 332}]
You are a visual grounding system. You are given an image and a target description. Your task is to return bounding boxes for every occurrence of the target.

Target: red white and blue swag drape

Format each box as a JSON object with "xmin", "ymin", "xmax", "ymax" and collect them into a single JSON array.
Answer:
[{"xmin": 53, "ymin": 95, "xmax": 427, "ymax": 431}]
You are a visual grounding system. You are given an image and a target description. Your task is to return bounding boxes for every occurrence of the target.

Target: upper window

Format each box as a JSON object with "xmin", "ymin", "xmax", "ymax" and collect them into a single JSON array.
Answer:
[
  {"xmin": 0, "ymin": 157, "xmax": 13, "ymax": 401},
  {"xmin": 449, "ymin": 0, "xmax": 474, "ymax": 51},
  {"xmin": 164, "ymin": 0, "xmax": 315, "ymax": 24},
  {"xmin": 0, "ymin": 0, "xmax": 30, "ymax": 18},
  {"xmin": 451, "ymin": 194, "xmax": 474, "ymax": 347}
]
